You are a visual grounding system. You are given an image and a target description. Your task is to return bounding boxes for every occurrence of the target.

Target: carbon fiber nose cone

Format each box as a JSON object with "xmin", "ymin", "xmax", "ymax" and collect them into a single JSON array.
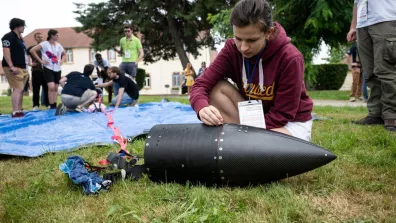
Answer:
[{"xmin": 144, "ymin": 123, "xmax": 336, "ymax": 186}]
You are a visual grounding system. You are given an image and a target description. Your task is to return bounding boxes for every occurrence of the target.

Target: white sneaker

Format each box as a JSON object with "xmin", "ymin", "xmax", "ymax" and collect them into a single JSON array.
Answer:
[
  {"xmin": 349, "ymin": 97, "xmax": 356, "ymax": 102},
  {"xmin": 33, "ymin": 106, "xmax": 39, "ymax": 111}
]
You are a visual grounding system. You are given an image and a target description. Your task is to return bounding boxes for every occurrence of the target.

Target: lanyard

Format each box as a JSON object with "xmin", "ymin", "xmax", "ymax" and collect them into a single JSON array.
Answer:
[
  {"xmin": 245, "ymin": 50, "xmax": 263, "ymax": 86},
  {"xmin": 244, "ymin": 41, "xmax": 267, "ymax": 92},
  {"xmin": 126, "ymin": 38, "xmax": 132, "ymax": 49}
]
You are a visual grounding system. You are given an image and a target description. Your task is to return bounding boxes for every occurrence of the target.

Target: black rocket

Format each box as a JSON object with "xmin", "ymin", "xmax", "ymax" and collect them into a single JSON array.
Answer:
[{"xmin": 143, "ymin": 123, "xmax": 336, "ymax": 186}]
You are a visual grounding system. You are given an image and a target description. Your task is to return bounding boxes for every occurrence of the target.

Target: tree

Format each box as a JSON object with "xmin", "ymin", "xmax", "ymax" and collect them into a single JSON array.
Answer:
[
  {"xmin": 209, "ymin": 0, "xmax": 354, "ymax": 64},
  {"xmin": 326, "ymin": 43, "xmax": 352, "ymax": 64},
  {"xmin": 73, "ymin": 0, "xmax": 237, "ymax": 69}
]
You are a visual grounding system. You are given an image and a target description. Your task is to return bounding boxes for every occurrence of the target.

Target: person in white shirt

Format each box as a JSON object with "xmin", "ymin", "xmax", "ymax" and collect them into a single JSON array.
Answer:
[
  {"xmin": 30, "ymin": 29, "xmax": 65, "ymax": 109},
  {"xmin": 93, "ymin": 53, "xmax": 112, "ymax": 103}
]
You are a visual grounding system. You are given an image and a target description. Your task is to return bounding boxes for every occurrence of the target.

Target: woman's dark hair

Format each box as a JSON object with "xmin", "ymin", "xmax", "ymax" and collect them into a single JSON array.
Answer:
[
  {"xmin": 9, "ymin": 18, "xmax": 26, "ymax": 30},
  {"xmin": 47, "ymin": 29, "xmax": 58, "ymax": 41},
  {"xmin": 230, "ymin": 0, "xmax": 273, "ymax": 33},
  {"xmin": 83, "ymin": 64, "xmax": 95, "ymax": 75}
]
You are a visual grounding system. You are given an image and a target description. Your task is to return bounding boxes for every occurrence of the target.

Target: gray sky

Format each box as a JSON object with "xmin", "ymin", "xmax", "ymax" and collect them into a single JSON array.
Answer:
[{"xmin": 0, "ymin": 0, "xmax": 101, "ymax": 58}]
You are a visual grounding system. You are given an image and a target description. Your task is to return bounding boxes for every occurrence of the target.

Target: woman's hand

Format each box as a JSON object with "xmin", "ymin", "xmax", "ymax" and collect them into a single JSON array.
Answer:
[{"xmin": 199, "ymin": 105, "xmax": 224, "ymax": 126}]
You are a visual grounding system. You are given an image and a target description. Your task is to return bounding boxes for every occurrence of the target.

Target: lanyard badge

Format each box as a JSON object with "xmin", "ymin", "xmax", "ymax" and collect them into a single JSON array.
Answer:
[
  {"xmin": 238, "ymin": 100, "xmax": 266, "ymax": 129},
  {"xmin": 238, "ymin": 42, "xmax": 268, "ymax": 129}
]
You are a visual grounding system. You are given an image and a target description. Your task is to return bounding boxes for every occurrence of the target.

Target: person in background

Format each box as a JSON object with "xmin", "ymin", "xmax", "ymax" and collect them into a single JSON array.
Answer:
[
  {"xmin": 345, "ymin": 43, "xmax": 362, "ymax": 102},
  {"xmin": 197, "ymin": 61, "xmax": 207, "ymax": 78},
  {"xmin": 57, "ymin": 64, "xmax": 97, "ymax": 114},
  {"xmin": 27, "ymin": 32, "xmax": 49, "ymax": 110},
  {"xmin": 184, "ymin": 62, "xmax": 195, "ymax": 95},
  {"xmin": 1, "ymin": 18, "xmax": 29, "ymax": 118},
  {"xmin": 114, "ymin": 24, "xmax": 144, "ymax": 81},
  {"xmin": 93, "ymin": 53, "xmax": 112, "ymax": 103},
  {"xmin": 30, "ymin": 29, "xmax": 66, "ymax": 109},
  {"xmin": 347, "ymin": 0, "xmax": 396, "ymax": 131},
  {"xmin": 95, "ymin": 66, "xmax": 139, "ymax": 108}
]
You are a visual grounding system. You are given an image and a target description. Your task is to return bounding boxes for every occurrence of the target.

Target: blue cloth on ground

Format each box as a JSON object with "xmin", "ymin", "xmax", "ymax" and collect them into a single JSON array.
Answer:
[
  {"xmin": 59, "ymin": 155, "xmax": 103, "ymax": 195},
  {"xmin": 0, "ymin": 102, "xmax": 201, "ymax": 157}
]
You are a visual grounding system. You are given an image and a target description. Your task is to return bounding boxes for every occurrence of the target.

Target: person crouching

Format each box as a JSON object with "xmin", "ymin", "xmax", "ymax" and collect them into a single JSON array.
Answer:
[{"xmin": 58, "ymin": 64, "xmax": 97, "ymax": 113}]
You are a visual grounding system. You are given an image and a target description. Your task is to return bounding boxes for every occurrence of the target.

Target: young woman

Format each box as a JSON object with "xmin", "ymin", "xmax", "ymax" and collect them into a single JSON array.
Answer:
[
  {"xmin": 30, "ymin": 29, "xmax": 65, "ymax": 109},
  {"xmin": 189, "ymin": 0, "xmax": 313, "ymax": 141},
  {"xmin": 183, "ymin": 62, "xmax": 195, "ymax": 95}
]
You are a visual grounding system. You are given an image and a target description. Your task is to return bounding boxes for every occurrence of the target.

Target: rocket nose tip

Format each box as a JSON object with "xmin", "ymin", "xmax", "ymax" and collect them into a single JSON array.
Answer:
[{"xmin": 324, "ymin": 152, "xmax": 337, "ymax": 162}]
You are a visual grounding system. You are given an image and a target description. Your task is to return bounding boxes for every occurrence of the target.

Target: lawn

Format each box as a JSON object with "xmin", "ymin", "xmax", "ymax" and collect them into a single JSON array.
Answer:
[
  {"xmin": 306, "ymin": 90, "xmax": 351, "ymax": 101},
  {"xmin": 0, "ymin": 90, "xmax": 350, "ymax": 114},
  {"xmin": 0, "ymin": 96, "xmax": 395, "ymax": 222}
]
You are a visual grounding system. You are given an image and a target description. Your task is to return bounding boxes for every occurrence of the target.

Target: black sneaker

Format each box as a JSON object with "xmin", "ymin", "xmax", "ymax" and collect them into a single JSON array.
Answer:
[
  {"xmin": 55, "ymin": 103, "xmax": 67, "ymax": 116},
  {"xmin": 351, "ymin": 116, "xmax": 384, "ymax": 125},
  {"xmin": 384, "ymin": 119, "xmax": 396, "ymax": 132}
]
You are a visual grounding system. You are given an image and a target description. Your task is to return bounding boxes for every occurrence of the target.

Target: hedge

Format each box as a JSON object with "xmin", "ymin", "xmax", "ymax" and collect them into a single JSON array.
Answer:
[
  {"xmin": 136, "ymin": 68, "xmax": 146, "ymax": 90},
  {"xmin": 305, "ymin": 64, "xmax": 348, "ymax": 90}
]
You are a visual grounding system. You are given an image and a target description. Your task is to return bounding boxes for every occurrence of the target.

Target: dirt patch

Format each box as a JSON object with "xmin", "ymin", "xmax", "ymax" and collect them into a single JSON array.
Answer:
[{"xmin": 301, "ymin": 191, "xmax": 395, "ymax": 222}]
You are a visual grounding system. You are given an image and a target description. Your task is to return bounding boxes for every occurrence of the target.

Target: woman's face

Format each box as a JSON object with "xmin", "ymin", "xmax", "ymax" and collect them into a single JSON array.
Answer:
[
  {"xmin": 233, "ymin": 22, "xmax": 274, "ymax": 58},
  {"xmin": 52, "ymin": 33, "xmax": 59, "ymax": 41}
]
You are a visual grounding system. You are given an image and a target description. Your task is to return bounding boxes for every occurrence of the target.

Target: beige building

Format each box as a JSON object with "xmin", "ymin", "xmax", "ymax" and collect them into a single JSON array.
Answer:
[
  {"xmin": 0, "ymin": 61, "xmax": 8, "ymax": 94},
  {"xmin": 0, "ymin": 27, "xmax": 218, "ymax": 95}
]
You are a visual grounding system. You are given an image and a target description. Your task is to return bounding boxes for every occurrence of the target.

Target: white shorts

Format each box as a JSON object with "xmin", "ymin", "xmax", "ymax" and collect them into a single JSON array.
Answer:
[{"xmin": 283, "ymin": 120, "xmax": 313, "ymax": 142}]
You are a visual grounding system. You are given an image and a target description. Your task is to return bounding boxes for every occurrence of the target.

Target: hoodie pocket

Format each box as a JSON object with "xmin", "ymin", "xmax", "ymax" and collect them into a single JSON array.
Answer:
[{"xmin": 384, "ymin": 37, "xmax": 396, "ymax": 64}]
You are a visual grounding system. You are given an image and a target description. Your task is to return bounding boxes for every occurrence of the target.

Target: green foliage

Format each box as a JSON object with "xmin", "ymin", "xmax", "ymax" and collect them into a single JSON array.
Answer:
[
  {"xmin": 273, "ymin": 0, "xmax": 353, "ymax": 64},
  {"xmin": 73, "ymin": 0, "xmax": 237, "ymax": 69},
  {"xmin": 326, "ymin": 43, "xmax": 351, "ymax": 64},
  {"xmin": 304, "ymin": 63, "xmax": 318, "ymax": 90},
  {"xmin": 209, "ymin": 0, "xmax": 354, "ymax": 64},
  {"xmin": 207, "ymin": 9, "xmax": 233, "ymax": 45},
  {"xmin": 136, "ymin": 68, "xmax": 146, "ymax": 90},
  {"xmin": 312, "ymin": 64, "xmax": 348, "ymax": 90}
]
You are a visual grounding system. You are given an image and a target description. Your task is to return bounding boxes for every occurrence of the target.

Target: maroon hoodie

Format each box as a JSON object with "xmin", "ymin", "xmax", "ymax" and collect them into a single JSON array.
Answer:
[{"xmin": 189, "ymin": 23, "xmax": 313, "ymax": 129}]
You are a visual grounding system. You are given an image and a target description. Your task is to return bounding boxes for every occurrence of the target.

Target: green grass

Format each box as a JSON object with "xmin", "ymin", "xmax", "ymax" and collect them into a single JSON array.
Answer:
[
  {"xmin": 307, "ymin": 90, "xmax": 351, "ymax": 101},
  {"xmin": 1, "ymin": 91, "xmax": 348, "ymax": 114},
  {"xmin": 1, "ymin": 97, "xmax": 396, "ymax": 222}
]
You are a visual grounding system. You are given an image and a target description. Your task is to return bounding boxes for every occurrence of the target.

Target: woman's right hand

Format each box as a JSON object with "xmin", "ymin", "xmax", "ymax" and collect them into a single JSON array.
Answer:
[
  {"xmin": 199, "ymin": 105, "xmax": 224, "ymax": 126},
  {"xmin": 41, "ymin": 60, "xmax": 49, "ymax": 65}
]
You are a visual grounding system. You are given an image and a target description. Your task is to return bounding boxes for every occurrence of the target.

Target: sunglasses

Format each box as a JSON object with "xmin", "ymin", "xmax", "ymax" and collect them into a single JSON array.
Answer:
[{"xmin": 124, "ymin": 30, "xmax": 131, "ymax": 33}]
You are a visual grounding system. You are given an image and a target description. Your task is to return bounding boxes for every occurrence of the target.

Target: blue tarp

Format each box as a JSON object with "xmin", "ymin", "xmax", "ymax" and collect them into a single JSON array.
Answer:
[{"xmin": 0, "ymin": 102, "xmax": 200, "ymax": 157}]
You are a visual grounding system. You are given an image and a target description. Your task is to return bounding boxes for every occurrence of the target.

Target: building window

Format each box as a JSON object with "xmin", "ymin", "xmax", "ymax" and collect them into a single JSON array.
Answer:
[
  {"xmin": 172, "ymin": 72, "xmax": 181, "ymax": 86},
  {"xmin": 66, "ymin": 49, "xmax": 73, "ymax": 63},
  {"xmin": 90, "ymin": 49, "xmax": 96, "ymax": 62},
  {"xmin": 144, "ymin": 74, "xmax": 151, "ymax": 88},
  {"xmin": 108, "ymin": 49, "xmax": 116, "ymax": 61}
]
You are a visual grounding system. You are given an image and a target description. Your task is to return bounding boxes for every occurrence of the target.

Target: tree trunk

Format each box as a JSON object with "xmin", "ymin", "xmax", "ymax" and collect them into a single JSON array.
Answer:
[{"xmin": 166, "ymin": 15, "xmax": 190, "ymax": 69}]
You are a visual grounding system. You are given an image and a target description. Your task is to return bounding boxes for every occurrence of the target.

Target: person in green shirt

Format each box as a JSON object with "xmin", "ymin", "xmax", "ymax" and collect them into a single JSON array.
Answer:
[{"xmin": 114, "ymin": 24, "xmax": 144, "ymax": 82}]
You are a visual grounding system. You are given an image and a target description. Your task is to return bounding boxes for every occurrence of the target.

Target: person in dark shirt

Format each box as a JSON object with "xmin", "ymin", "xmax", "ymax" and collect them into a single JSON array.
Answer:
[
  {"xmin": 27, "ymin": 32, "xmax": 49, "ymax": 110},
  {"xmin": 58, "ymin": 64, "xmax": 97, "ymax": 111},
  {"xmin": 197, "ymin": 61, "xmax": 207, "ymax": 78},
  {"xmin": 96, "ymin": 66, "xmax": 139, "ymax": 108},
  {"xmin": 1, "ymin": 18, "xmax": 29, "ymax": 118}
]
